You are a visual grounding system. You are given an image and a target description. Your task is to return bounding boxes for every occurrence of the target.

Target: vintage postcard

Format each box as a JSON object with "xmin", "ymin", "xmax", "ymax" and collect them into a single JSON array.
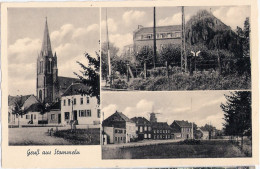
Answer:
[{"xmin": 1, "ymin": 0, "xmax": 259, "ymax": 168}]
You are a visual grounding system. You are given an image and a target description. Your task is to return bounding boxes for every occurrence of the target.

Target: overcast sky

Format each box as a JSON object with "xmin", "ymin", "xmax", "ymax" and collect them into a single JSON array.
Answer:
[
  {"xmin": 8, "ymin": 8, "xmax": 100, "ymax": 96},
  {"xmin": 101, "ymin": 6, "xmax": 250, "ymax": 54},
  {"xmin": 102, "ymin": 91, "xmax": 232, "ymax": 130}
]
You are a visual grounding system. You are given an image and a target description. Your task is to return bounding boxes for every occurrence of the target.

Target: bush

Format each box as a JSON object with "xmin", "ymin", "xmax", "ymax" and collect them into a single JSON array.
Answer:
[
  {"xmin": 111, "ymin": 79, "xmax": 128, "ymax": 89},
  {"xmin": 179, "ymin": 139, "xmax": 201, "ymax": 145}
]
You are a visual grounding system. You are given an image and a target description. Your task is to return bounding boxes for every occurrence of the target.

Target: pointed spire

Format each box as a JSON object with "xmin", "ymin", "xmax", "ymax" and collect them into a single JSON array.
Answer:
[{"xmin": 41, "ymin": 17, "xmax": 52, "ymax": 56}]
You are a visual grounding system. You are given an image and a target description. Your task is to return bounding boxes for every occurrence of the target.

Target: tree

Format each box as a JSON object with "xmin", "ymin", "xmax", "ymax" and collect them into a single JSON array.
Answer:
[
  {"xmin": 12, "ymin": 97, "xmax": 26, "ymax": 128},
  {"xmin": 36, "ymin": 101, "xmax": 51, "ymax": 126},
  {"xmin": 74, "ymin": 52, "xmax": 100, "ymax": 103},
  {"xmin": 135, "ymin": 46, "xmax": 153, "ymax": 79},
  {"xmin": 159, "ymin": 44, "xmax": 181, "ymax": 77},
  {"xmin": 220, "ymin": 91, "xmax": 251, "ymax": 149}
]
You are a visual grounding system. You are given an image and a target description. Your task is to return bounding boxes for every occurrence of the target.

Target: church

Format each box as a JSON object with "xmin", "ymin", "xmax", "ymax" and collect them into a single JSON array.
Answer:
[
  {"xmin": 8, "ymin": 19, "xmax": 101, "ymax": 126},
  {"xmin": 36, "ymin": 18, "xmax": 78, "ymax": 103}
]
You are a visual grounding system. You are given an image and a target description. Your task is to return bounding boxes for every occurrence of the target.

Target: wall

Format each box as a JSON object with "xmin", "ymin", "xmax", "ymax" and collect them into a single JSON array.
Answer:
[
  {"xmin": 104, "ymin": 126, "xmax": 114, "ymax": 144},
  {"xmin": 61, "ymin": 95, "xmax": 100, "ymax": 125},
  {"xmin": 47, "ymin": 110, "xmax": 61, "ymax": 124},
  {"xmin": 114, "ymin": 128, "xmax": 126, "ymax": 144},
  {"xmin": 126, "ymin": 122, "xmax": 137, "ymax": 142},
  {"xmin": 10, "ymin": 112, "xmax": 41, "ymax": 125}
]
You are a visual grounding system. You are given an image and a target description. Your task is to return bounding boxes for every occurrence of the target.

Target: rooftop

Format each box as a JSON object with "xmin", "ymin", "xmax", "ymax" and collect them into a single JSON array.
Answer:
[{"xmin": 134, "ymin": 25, "xmax": 181, "ymax": 35}]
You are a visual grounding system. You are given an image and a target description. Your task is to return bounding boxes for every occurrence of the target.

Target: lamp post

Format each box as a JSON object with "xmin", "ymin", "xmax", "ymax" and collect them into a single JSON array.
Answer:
[{"xmin": 190, "ymin": 50, "xmax": 201, "ymax": 73}]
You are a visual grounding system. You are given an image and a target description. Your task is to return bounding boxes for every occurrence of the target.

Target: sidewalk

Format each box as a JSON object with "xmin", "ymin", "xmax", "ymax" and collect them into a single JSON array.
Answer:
[{"xmin": 102, "ymin": 138, "xmax": 184, "ymax": 149}]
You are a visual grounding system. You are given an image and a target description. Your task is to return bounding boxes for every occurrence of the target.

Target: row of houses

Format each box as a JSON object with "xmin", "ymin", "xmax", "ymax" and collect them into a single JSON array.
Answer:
[
  {"xmin": 8, "ymin": 83, "xmax": 100, "ymax": 127},
  {"xmin": 102, "ymin": 111, "xmax": 208, "ymax": 145}
]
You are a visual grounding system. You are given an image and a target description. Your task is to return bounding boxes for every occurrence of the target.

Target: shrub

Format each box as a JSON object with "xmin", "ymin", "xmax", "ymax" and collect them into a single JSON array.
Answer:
[
  {"xmin": 111, "ymin": 79, "xmax": 128, "ymax": 89},
  {"xmin": 179, "ymin": 139, "xmax": 201, "ymax": 145}
]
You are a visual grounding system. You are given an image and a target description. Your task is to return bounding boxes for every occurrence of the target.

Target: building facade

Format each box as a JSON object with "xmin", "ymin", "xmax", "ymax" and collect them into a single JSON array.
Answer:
[
  {"xmin": 170, "ymin": 120, "xmax": 193, "ymax": 139},
  {"xmin": 151, "ymin": 122, "xmax": 173, "ymax": 140},
  {"xmin": 102, "ymin": 111, "xmax": 137, "ymax": 144},
  {"xmin": 131, "ymin": 117, "xmax": 152, "ymax": 140},
  {"xmin": 61, "ymin": 83, "xmax": 100, "ymax": 126},
  {"xmin": 133, "ymin": 25, "xmax": 182, "ymax": 54}
]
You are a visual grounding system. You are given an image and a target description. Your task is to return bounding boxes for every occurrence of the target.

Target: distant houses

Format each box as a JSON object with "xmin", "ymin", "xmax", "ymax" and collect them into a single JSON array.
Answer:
[{"xmin": 102, "ymin": 111, "xmax": 195, "ymax": 144}]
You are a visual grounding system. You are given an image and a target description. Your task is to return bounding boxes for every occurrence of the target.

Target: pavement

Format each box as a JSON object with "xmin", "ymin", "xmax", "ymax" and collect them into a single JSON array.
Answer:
[{"xmin": 102, "ymin": 138, "xmax": 185, "ymax": 149}]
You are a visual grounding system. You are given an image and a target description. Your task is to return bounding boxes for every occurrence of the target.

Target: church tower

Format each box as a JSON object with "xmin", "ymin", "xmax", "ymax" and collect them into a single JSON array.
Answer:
[{"xmin": 36, "ymin": 18, "xmax": 59, "ymax": 103}]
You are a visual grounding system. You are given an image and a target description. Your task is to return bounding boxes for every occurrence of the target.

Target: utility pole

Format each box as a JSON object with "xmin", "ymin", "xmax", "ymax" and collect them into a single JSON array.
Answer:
[
  {"xmin": 153, "ymin": 7, "xmax": 157, "ymax": 69},
  {"xmin": 106, "ymin": 8, "xmax": 112, "ymax": 87},
  {"xmin": 181, "ymin": 6, "xmax": 187, "ymax": 73}
]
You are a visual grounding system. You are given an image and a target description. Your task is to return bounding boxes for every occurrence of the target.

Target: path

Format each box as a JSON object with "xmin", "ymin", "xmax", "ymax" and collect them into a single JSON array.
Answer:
[{"xmin": 9, "ymin": 127, "xmax": 73, "ymax": 145}]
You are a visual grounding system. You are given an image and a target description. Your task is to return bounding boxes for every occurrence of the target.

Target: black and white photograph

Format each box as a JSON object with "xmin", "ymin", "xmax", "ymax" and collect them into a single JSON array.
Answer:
[
  {"xmin": 101, "ymin": 6, "xmax": 251, "ymax": 91},
  {"xmin": 101, "ymin": 91, "xmax": 252, "ymax": 159},
  {"xmin": 7, "ymin": 8, "xmax": 101, "ymax": 145}
]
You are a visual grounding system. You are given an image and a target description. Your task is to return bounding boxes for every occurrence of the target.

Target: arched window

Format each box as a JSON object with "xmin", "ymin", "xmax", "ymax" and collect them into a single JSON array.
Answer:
[
  {"xmin": 40, "ymin": 61, "xmax": 43, "ymax": 73},
  {"xmin": 39, "ymin": 90, "xmax": 42, "ymax": 102}
]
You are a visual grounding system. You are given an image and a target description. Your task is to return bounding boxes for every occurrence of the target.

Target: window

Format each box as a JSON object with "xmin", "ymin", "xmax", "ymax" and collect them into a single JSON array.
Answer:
[
  {"xmin": 73, "ymin": 98, "xmax": 76, "ymax": 105},
  {"xmin": 65, "ymin": 112, "xmax": 70, "ymax": 120},
  {"xmin": 34, "ymin": 115, "xmax": 36, "ymax": 119},
  {"xmin": 97, "ymin": 109, "xmax": 100, "ymax": 118},
  {"xmin": 148, "ymin": 126, "xmax": 151, "ymax": 131},
  {"xmin": 26, "ymin": 115, "xmax": 30, "ymax": 119},
  {"xmin": 148, "ymin": 134, "xmax": 151, "ymax": 138},
  {"xmin": 154, "ymin": 130, "xmax": 156, "ymax": 133},
  {"xmin": 176, "ymin": 32, "xmax": 181, "ymax": 37},
  {"xmin": 121, "ymin": 137, "xmax": 123, "ymax": 141},
  {"xmin": 80, "ymin": 110, "xmax": 86, "ymax": 117},
  {"xmin": 39, "ymin": 90, "xmax": 42, "ymax": 102},
  {"xmin": 144, "ymin": 126, "xmax": 147, "ymax": 131},
  {"xmin": 115, "ymin": 129, "xmax": 118, "ymax": 133},
  {"xmin": 86, "ymin": 97, "xmax": 90, "ymax": 104},
  {"xmin": 144, "ymin": 134, "xmax": 147, "ymax": 138},
  {"xmin": 87, "ymin": 110, "xmax": 91, "ymax": 117},
  {"xmin": 115, "ymin": 137, "xmax": 117, "ymax": 141},
  {"xmin": 124, "ymin": 130, "xmax": 126, "ymax": 134},
  {"xmin": 80, "ymin": 98, "xmax": 83, "ymax": 105},
  {"xmin": 40, "ymin": 61, "xmax": 43, "ymax": 73},
  {"xmin": 63, "ymin": 99, "xmax": 66, "ymax": 106},
  {"xmin": 140, "ymin": 126, "xmax": 143, "ymax": 132},
  {"xmin": 68, "ymin": 99, "xmax": 71, "ymax": 106},
  {"xmin": 51, "ymin": 114, "xmax": 55, "ymax": 120}
]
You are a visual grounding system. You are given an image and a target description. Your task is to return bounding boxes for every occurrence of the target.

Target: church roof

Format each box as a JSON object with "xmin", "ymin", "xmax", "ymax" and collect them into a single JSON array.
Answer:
[
  {"xmin": 41, "ymin": 18, "xmax": 52, "ymax": 56},
  {"xmin": 58, "ymin": 76, "xmax": 80, "ymax": 94}
]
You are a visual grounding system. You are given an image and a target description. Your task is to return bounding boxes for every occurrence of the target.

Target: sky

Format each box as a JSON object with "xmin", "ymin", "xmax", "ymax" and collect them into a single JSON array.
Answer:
[
  {"xmin": 102, "ymin": 91, "xmax": 232, "ymax": 130},
  {"xmin": 101, "ymin": 6, "xmax": 250, "ymax": 54},
  {"xmin": 8, "ymin": 8, "xmax": 100, "ymax": 96}
]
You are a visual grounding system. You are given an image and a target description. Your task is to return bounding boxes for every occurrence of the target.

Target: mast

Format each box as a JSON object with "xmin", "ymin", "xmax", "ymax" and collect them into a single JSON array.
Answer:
[
  {"xmin": 181, "ymin": 6, "xmax": 187, "ymax": 72},
  {"xmin": 106, "ymin": 8, "xmax": 112, "ymax": 86},
  {"xmin": 153, "ymin": 7, "xmax": 157, "ymax": 68}
]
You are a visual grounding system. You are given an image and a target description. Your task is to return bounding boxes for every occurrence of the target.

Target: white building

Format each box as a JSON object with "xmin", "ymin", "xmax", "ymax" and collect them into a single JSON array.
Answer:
[{"xmin": 61, "ymin": 83, "xmax": 100, "ymax": 126}]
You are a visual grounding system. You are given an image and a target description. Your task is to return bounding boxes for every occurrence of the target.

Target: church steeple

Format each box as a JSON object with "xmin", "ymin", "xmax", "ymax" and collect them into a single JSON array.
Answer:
[{"xmin": 41, "ymin": 17, "xmax": 52, "ymax": 56}]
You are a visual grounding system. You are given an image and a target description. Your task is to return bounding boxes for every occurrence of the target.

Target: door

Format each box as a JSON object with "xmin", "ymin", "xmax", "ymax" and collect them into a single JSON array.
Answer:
[
  {"xmin": 73, "ymin": 110, "xmax": 77, "ymax": 120},
  {"xmin": 31, "ymin": 114, "xmax": 34, "ymax": 124},
  {"xmin": 58, "ymin": 114, "xmax": 61, "ymax": 124}
]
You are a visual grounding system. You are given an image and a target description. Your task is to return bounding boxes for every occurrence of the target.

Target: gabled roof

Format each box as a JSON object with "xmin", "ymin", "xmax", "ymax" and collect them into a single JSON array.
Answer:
[
  {"xmin": 151, "ymin": 122, "xmax": 171, "ymax": 130},
  {"xmin": 8, "ymin": 95, "xmax": 33, "ymax": 107},
  {"xmin": 174, "ymin": 120, "xmax": 192, "ymax": 128},
  {"xmin": 103, "ymin": 111, "xmax": 134, "ymax": 127},
  {"xmin": 131, "ymin": 117, "xmax": 151, "ymax": 125},
  {"xmin": 134, "ymin": 25, "xmax": 181, "ymax": 35},
  {"xmin": 62, "ymin": 83, "xmax": 90, "ymax": 96}
]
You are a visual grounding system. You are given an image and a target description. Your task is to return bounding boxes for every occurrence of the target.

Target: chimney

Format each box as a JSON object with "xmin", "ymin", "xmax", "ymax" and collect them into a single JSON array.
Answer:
[{"xmin": 138, "ymin": 25, "xmax": 143, "ymax": 29}]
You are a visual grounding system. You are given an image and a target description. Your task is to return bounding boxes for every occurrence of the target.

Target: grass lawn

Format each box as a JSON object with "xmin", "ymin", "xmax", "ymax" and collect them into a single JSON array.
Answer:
[
  {"xmin": 128, "ymin": 73, "xmax": 251, "ymax": 91},
  {"xmin": 102, "ymin": 140, "xmax": 250, "ymax": 159},
  {"xmin": 54, "ymin": 128, "xmax": 100, "ymax": 145}
]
